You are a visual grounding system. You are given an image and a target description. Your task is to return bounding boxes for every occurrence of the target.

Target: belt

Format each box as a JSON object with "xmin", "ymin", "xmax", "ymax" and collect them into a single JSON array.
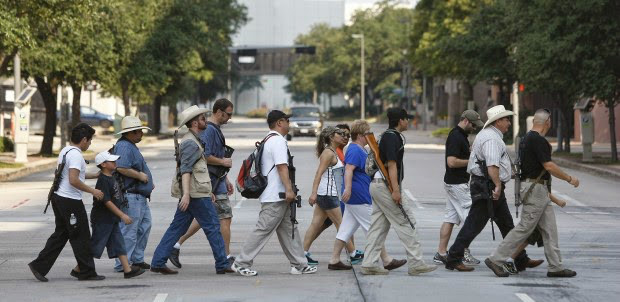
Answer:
[{"xmin": 522, "ymin": 178, "xmax": 549, "ymax": 185}]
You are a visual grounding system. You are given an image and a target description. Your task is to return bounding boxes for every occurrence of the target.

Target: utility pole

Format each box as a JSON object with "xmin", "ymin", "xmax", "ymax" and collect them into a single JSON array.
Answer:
[
  {"xmin": 511, "ymin": 81, "xmax": 520, "ymax": 144},
  {"xmin": 352, "ymin": 34, "xmax": 365, "ymax": 120},
  {"xmin": 13, "ymin": 53, "xmax": 28, "ymax": 163},
  {"xmin": 422, "ymin": 75, "xmax": 428, "ymax": 131}
]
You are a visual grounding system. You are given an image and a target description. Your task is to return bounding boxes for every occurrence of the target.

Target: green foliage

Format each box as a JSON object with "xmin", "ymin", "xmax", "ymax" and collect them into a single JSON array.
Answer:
[
  {"xmin": 0, "ymin": 136, "xmax": 14, "ymax": 152},
  {"xmin": 431, "ymin": 127, "xmax": 451, "ymax": 138},
  {"xmin": 246, "ymin": 107, "xmax": 269, "ymax": 118}
]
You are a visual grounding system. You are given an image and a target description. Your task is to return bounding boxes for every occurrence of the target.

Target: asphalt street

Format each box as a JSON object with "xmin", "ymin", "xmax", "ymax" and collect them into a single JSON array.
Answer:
[{"xmin": 0, "ymin": 119, "xmax": 618, "ymax": 302}]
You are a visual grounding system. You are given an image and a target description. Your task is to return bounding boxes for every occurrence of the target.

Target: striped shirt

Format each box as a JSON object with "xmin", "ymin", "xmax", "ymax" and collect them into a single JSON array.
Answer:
[{"xmin": 467, "ymin": 126, "xmax": 512, "ymax": 183}]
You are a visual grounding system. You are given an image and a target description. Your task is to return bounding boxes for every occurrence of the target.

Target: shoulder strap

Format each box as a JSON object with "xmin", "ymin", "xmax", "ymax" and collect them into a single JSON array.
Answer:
[
  {"xmin": 325, "ymin": 147, "xmax": 338, "ymax": 167},
  {"xmin": 61, "ymin": 147, "xmax": 80, "ymax": 166},
  {"xmin": 256, "ymin": 133, "xmax": 279, "ymax": 175},
  {"xmin": 207, "ymin": 121, "xmax": 225, "ymax": 146}
]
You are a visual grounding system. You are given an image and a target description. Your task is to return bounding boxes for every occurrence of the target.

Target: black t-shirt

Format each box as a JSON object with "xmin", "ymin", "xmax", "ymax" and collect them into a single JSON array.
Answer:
[
  {"xmin": 444, "ymin": 126, "xmax": 471, "ymax": 184},
  {"xmin": 520, "ymin": 131, "xmax": 552, "ymax": 180},
  {"xmin": 379, "ymin": 129, "xmax": 404, "ymax": 183},
  {"xmin": 91, "ymin": 174, "xmax": 123, "ymax": 224}
]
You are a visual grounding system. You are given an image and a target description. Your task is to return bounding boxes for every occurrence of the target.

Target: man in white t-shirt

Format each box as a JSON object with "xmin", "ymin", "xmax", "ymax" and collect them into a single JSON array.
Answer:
[
  {"xmin": 29, "ymin": 123, "xmax": 106, "ymax": 282},
  {"xmin": 232, "ymin": 110, "xmax": 318, "ymax": 277}
]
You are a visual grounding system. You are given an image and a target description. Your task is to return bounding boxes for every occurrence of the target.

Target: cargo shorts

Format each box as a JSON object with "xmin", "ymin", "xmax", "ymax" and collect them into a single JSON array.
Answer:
[{"xmin": 214, "ymin": 194, "xmax": 233, "ymax": 220}]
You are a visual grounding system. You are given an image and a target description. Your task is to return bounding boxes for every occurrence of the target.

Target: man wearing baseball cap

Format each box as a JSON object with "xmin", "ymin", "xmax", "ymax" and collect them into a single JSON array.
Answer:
[{"xmin": 433, "ymin": 110, "xmax": 483, "ymax": 269}]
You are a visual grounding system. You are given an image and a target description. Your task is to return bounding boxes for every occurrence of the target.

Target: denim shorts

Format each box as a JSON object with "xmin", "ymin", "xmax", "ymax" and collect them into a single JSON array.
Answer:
[
  {"xmin": 316, "ymin": 195, "xmax": 340, "ymax": 210},
  {"xmin": 90, "ymin": 222, "xmax": 126, "ymax": 259}
]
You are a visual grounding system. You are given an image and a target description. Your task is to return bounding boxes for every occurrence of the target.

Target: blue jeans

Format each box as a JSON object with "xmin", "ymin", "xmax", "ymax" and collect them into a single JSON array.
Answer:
[
  {"xmin": 151, "ymin": 197, "xmax": 228, "ymax": 271},
  {"xmin": 114, "ymin": 193, "xmax": 152, "ymax": 271}
]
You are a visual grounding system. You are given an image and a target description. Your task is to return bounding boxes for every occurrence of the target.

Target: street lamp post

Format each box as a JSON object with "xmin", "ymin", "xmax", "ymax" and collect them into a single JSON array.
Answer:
[{"xmin": 352, "ymin": 33, "xmax": 365, "ymax": 120}]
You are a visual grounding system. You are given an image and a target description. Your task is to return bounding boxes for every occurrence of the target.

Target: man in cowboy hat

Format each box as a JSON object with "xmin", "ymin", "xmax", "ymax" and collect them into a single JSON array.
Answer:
[
  {"xmin": 112, "ymin": 116, "xmax": 155, "ymax": 272},
  {"xmin": 445, "ymin": 105, "xmax": 543, "ymax": 273},
  {"xmin": 150, "ymin": 105, "xmax": 232, "ymax": 274},
  {"xmin": 485, "ymin": 108, "xmax": 579, "ymax": 278}
]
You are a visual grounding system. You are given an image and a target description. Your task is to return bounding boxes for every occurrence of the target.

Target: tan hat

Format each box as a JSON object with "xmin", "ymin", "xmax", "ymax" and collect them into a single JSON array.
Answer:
[
  {"xmin": 483, "ymin": 105, "xmax": 514, "ymax": 129},
  {"xmin": 461, "ymin": 110, "xmax": 484, "ymax": 128},
  {"xmin": 178, "ymin": 105, "xmax": 211, "ymax": 129},
  {"xmin": 116, "ymin": 116, "xmax": 151, "ymax": 135}
]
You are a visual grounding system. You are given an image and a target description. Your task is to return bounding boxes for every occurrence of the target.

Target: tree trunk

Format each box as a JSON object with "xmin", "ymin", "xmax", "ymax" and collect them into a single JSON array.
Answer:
[
  {"xmin": 70, "ymin": 82, "xmax": 82, "ymax": 129},
  {"xmin": 556, "ymin": 106, "xmax": 564, "ymax": 152},
  {"xmin": 563, "ymin": 104, "xmax": 571, "ymax": 153},
  {"xmin": 121, "ymin": 80, "xmax": 131, "ymax": 116},
  {"xmin": 35, "ymin": 76, "xmax": 58, "ymax": 155},
  {"xmin": 609, "ymin": 99, "xmax": 618, "ymax": 162},
  {"xmin": 152, "ymin": 95, "xmax": 162, "ymax": 134},
  {"xmin": 0, "ymin": 48, "xmax": 18, "ymax": 75}
]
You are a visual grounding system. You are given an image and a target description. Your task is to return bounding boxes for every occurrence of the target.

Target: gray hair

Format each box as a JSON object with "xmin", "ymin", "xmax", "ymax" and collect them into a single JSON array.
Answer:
[{"xmin": 533, "ymin": 109, "xmax": 551, "ymax": 125}]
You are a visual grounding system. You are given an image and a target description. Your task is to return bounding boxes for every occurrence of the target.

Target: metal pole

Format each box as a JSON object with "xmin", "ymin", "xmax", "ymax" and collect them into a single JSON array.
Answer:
[
  {"xmin": 361, "ymin": 34, "xmax": 365, "ymax": 120},
  {"xmin": 422, "ymin": 75, "xmax": 428, "ymax": 131},
  {"xmin": 512, "ymin": 82, "xmax": 520, "ymax": 144},
  {"xmin": 227, "ymin": 53, "xmax": 232, "ymax": 101}
]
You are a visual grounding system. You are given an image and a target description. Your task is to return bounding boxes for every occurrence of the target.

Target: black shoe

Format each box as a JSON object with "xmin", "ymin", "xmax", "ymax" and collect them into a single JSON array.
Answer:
[
  {"xmin": 151, "ymin": 266, "xmax": 178, "ymax": 275},
  {"xmin": 169, "ymin": 248, "xmax": 182, "ymax": 268},
  {"xmin": 305, "ymin": 253, "xmax": 318, "ymax": 266},
  {"xmin": 28, "ymin": 263, "xmax": 48, "ymax": 282},
  {"xmin": 485, "ymin": 258, "xmax": 509, "ymax": 277},
  {"xmin": 133, "ymin": 262, "xmax": 151, "ymax": 270},
  {"xmin": 216, "ymin": 265, "xmax": 236, "ymax": 274},
  {"xmin": 78, "ymin": 274, "xmax": 106, "ymax": 281},
  {"xmin": 547, "ymin": 269, "xmax": 577, "ymax": 278},
  {"xmin": 124, "ymin": 267, "xmax": 146, "ymax": 279},
  {"xmin": 70, "ymin": 269, "xmax": 79, "ymax": 279}
]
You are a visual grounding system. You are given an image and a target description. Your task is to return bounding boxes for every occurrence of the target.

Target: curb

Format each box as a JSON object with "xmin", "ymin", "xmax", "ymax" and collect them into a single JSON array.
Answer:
[
  {"xmin": 553, "ymin": 156, "xmax": 620, "ymax": 181},
  {"xmin": 0, "ymin": 153, "xmax": 97, "ymax": 182}
]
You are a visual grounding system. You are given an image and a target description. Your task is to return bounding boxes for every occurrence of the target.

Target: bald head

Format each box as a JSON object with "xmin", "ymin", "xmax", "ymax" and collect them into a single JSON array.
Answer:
[{"xmin": 533, "ymin": 109, "xmax": 551, "ymax": 125}]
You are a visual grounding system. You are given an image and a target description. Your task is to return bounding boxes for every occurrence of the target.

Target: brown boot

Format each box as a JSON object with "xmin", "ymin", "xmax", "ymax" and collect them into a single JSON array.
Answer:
[
  {"xmin": 447, "ymin": 262, "xmax": 475, "ymax": 272},
  {"xmin": 526, "ymin": 259, "xmax": 544, "ymax": 268}
]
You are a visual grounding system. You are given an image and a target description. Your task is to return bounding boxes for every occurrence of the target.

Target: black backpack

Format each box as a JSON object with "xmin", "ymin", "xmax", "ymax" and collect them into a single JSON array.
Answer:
[{"xmin": 236, "ymin": 134, "xmax": 278, "ymax": 199}]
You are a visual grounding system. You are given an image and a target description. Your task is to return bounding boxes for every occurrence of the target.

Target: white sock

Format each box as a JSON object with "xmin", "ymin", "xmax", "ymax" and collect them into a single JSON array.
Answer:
[
  {"xmin": 505, "ymin": 258, "xmax": 515, "ymax": 263},
  {"xmin": 350, "ymin": 251, "xmax": 357, "ymax": 257},
  {"xmin": 304, "ymin": 251, "xmax": 309, "ymax": 256},
  {"xmin": 173, "ymin": 242, "xmax": 181, "ymax": 249},
  {"xmin": 227, "ymin": 254, "xmax": 232, "ymax": 259}
]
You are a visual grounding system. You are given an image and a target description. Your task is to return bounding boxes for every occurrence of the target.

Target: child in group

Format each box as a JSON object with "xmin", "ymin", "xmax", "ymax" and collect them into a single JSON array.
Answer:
[{"xmin": 73, "ymin": 151, "xmax": 145, "ymax": 279}]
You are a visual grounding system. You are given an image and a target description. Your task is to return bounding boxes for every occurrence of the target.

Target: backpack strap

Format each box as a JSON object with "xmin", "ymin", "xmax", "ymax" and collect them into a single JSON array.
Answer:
[{"xmin": 257, "ymin": 133, "xmax": 279, "ymax": 176}]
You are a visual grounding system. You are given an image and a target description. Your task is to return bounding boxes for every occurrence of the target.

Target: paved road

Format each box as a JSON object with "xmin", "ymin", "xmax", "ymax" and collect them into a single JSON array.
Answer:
[{"xmin": 0, "ymin": 120, "xmax": 618, "ymax": 302}]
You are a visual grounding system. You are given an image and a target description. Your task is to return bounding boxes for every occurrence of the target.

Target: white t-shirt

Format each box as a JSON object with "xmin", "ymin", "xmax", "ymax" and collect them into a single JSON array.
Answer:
[
  {"xmin": 259, "ymin": 131, "xmax": 289, "ymax": 203},
  {"xmin": 55, "ymin": 146, "xmax": 86, "ymax": 200}
]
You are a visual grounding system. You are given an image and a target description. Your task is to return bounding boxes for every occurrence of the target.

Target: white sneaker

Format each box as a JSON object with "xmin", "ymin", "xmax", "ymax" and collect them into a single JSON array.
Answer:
[
  {"xmin": 231, "ymin": 262, "xmax": 258, "ymax": 277},
  {"xmin": 290, "ymin": 265, "xmax": 318, "ymax": 275}
]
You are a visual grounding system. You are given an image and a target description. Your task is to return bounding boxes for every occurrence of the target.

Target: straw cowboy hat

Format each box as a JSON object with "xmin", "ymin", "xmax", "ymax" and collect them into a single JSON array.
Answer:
[
  {"xmin": 484, "ymin": 105, "xmax": 514, "ymax": 129},
  {"xmin": 178, "ymin": 105, "xmax": 211, "ymax": 129},
  {"xmin": 116, "ymin": 116, "xmax": 151, "ymax": 135}
]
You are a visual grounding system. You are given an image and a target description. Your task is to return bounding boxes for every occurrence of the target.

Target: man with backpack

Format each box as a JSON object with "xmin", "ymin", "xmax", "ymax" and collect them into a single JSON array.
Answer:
[
  {"xmin": 112, "ymin": 116, "xmax": 154, "ymax": 272},
  {"xmin": 232, "ymin": 110, "xmax": 318, "ymax": 277}
]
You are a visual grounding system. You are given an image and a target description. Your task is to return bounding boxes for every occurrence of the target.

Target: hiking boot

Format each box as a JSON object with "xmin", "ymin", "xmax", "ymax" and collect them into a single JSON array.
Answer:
[
  {"xmin": 291, "ymin": 265, "xmax": 318, "ymax": 275},
  {"xmin": 408, "ymin": 263, "xmax": 437, "ymax": 276},
  {"xmin": 547, "ymin": 269, "xmax": 577, "ymax": 278},
  {"xmin": 350, "ymin": 252, "xmax": 364, "ymax": 265},
  {"xmin": 305, "ymin": 253, "xmax": 319, "ymax": 266},
  {"xmin": 433, "ymin": 252, "xmax": 447, "ymax": 265},
  {"xmin": 361, "ymin": 266, "xmax": 389, "ymax": 275},
  {"xmin": 169, "ymin": 248, "xmax": 182, "ymax": 268},
  {"xmin": 231, "ymin": 262, "xmax": 258, "ymax": 277},
  {"xmin": 124, "ymin": 266, "xmax": 145, "ymax": 279},
  {"xmin": 502, "ymin": 261, "xmax": 519, "ymax": 275},
  {"xmin": 485, "ymin": 258, "xmax": 509, "ymax": 277},
  {"xmin": 463, "ymin": 248, "xmax": 480, "ymax": 265},
  {"xmin": 383, "ymin": 259, "xmax": 407, "ymax": 270}
]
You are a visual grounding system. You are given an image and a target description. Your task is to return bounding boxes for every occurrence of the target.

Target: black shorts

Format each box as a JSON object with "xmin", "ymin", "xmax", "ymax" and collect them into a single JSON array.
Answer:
[
  {"xmin": 90, "ymin": 222, "xmax": 126, "ymax": 259},
  {"xmin": 317, "ymin": 195, "xmax": 340, "ymax": 210}
]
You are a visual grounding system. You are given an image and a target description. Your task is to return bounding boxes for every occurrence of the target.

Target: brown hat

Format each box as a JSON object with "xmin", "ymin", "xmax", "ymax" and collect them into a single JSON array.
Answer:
[{"xmin": 461, "ymin": 110, "xmax": 484, "ymax": 128}]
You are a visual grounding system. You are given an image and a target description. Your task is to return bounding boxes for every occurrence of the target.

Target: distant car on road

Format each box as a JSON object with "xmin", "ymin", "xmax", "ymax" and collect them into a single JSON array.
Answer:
[
  {"xmin": 57, "ymin": 106, "xmax": 114, "ymax": 128},
  {"xmin": 287, "ymin": 106, "xmax": 323, "ymax": 141}
]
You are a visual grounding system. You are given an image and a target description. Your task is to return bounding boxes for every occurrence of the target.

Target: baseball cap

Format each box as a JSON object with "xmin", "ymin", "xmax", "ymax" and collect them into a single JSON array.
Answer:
[
  {"xmin": 461, "ymin": 110, "xmax": 484, "ymax": 128},
  {"xmin": 267, "ymin": 110, "xmax": 291, "ymax": 125},
  {"xmin": 387, "ymin": 108, "xmax": 414, "ymax": 122},
  {"xmin": 95, "ymin": 151, "xmax": 120, "ymax": 166}
]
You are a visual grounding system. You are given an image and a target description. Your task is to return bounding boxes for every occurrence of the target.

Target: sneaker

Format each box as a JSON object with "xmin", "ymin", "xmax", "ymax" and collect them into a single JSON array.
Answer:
[
  {"xmin": 169, "ymin": 248, "xmax": 182, "ymax": 268},
  {"xmin": 484, "ymin": 258, "xmax": 509, "ymax": 277},
  {"xmin": 502, "ymin": 261, "xmax": 519, "ymax": 275},
  {"xmin": 463, "ymin": 248, "xmax": 480, "ymax": 265},
  {"xmin": 291, "ymin": 265, "xmax": 318, "ymax": 275},
  {"xmin": 231, "ymin": 262, "xmax": 258, "ymax": 277},
  {"xmin": 408, "ymin": 263, "xmax": 437, "ymax": 276},
  {"xmin": 360, "ymin": 266, "xmax": 389, "ymax": 275},
  {"xmin": 124, "ymin": 266, "xmax": 146, "ymax": 279},
  {"xmin": 350, "ymin": 252, "xmax": 364, "ymax": 265},
  {"xmin": 547, "ymin": 269, "xmax": 577, "ymax": 278},
  {"xmin": 433, "ymin": 252, "xmax": 447, "ymax": 265},
  {"xmin": 305, "ymin": 253, "xmax": 319, "ymax": 266}
]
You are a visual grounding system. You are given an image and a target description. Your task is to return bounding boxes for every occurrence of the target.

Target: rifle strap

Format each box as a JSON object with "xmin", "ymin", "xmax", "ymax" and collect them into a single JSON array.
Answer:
[{"xmin": 521, "ymin": 169, "xmax": 547, "ymax": 204}]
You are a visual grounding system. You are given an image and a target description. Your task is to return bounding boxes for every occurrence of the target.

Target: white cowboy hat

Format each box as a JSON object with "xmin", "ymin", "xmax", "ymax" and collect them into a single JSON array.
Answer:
[
  {"xmin": 116, "ymin": 116, "xmax": 151, "ymax": 135},
  {"xmin": 483, "ymin": 105, "xmax": 514, "ymax": 128},
  {"xmin": 178, "ymin": 105, "xmax": 211, "ymax": 129}
]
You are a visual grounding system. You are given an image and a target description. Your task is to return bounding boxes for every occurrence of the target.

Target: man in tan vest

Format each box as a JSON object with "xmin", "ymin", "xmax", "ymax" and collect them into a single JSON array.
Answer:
[{"xmin": 149, "ymin": 105, "xmax": 232, "ymax": 275}]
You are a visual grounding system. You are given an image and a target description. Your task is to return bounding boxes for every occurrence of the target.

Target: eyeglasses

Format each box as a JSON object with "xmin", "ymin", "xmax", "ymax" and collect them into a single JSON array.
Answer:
[{"xmin": 224, "ymin": 111, "xmax": 233, "ymax": 117}]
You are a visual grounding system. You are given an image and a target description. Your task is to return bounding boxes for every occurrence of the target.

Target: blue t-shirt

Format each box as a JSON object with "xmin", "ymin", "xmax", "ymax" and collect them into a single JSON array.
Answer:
[
  {"xmin": 200, "ymin": 122, "xmax": 227, "ymax": 194},
  {"xmin": 113, "ymin": 138, "xmax": 154, "ymax": 197},
  {"xmin": 343, "ymin": 143, "xmax": 371, "ymax": 205}
]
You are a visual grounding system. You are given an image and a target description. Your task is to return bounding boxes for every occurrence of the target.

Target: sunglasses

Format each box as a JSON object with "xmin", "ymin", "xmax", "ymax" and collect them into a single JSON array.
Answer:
[
  {"xmin": 335, "ymin": 130, "xmax": 346, "ymax": 136},
  {"xmin": 224, "ymin": 111, "xmax": 233, "ymax": 117}
]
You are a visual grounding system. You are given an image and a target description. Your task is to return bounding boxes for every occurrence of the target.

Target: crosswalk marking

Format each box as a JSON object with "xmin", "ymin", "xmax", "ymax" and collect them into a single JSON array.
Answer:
[
  {"xmin": 153, "ymin": 293, "xmax": 168, "ymax": 302},
  {"xmin": 515, "ymin": 293, "xmax": 535, "ymax": 302},
  {"xmin": 404, "ymin": 189, "xmax": 424, "ymax": 209}
]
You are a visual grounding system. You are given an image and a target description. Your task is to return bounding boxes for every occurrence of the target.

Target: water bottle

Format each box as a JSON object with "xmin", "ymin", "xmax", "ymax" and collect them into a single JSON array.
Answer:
[{"xmin": 69, "ymin": 213, "xmax": 77, "ymax": 226}]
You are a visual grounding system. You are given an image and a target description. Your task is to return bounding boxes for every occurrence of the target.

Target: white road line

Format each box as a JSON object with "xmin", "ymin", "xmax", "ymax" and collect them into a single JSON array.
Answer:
[
  {"xmin": 234, "ymin": 197, "xmax": 246, "ymax": 209},
  {"xmin": 515, "ymin": 293, "xmax": 535, "ymax": 302},
  {"xmin": 403, "ymin": 189, "xmax": 424, "ymax": 209},
  {"xmin": 551, "ymin": 190, "xmax": 587, "ymax": 207},
  {"xmin": 153, "ymin": 293, "xmax": 168, "ymax": 302},
  {"xmin": 565, "ymin": 211, "xmax": 612, "ymax": 215}
]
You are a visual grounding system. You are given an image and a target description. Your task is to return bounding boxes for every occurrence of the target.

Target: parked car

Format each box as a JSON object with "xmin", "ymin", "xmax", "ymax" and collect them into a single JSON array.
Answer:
[
  {"xmin": 287, "ymin": 106, "xmax": 323, "ymax": 140},
  {"xmin": 57, "ymin": 106, "xmax": 114, "ymax": 128}
]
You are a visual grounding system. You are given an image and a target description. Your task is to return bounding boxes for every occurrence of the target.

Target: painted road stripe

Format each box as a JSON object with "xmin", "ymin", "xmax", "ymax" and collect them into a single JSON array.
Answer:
[
  {"xmin": 234, "ymin": 197, "xmax": 246, "ymax": 209},
  {"xmin": 153, "ymin": 293, "xmax": 168, "ymax": 302},
  {"xmin": 515, "ymin": 293, "xmax": 535, "ymax": 302},
  {"xmin": 404, "ymin": 189, "xmax": 424, "ymax": 209},
  {"xmin": 565, "ymin": 211, "xmax": 612, "ymax": 215},
  {"xmin": 551, "ymin": 190, "xmax": 587, "ymax": 207}
]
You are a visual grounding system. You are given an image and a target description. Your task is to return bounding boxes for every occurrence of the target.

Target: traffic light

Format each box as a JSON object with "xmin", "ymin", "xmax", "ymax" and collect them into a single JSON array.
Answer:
[{"xmin": 295, "ymin": 46, "xmax": 316, "ymax": 54}]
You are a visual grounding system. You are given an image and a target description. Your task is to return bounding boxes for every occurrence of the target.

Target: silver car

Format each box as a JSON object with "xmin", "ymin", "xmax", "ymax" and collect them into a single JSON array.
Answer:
[{"xmin": 287, "ymin": 106, "xmax": 323, "ymax": 140}]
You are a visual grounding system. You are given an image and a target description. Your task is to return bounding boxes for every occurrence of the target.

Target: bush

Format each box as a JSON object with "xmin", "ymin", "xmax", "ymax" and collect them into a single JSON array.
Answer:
[
  {"xmin": 0, "ymin": 136, "xmax": 14, "ymax": 152},
  {"xmin": 246, "ymin": 107, "xmax": 269, "ymax": 118},
  {"xmin": 431, "ymin": 127, "xmax": 452, "ymax": 138}
]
